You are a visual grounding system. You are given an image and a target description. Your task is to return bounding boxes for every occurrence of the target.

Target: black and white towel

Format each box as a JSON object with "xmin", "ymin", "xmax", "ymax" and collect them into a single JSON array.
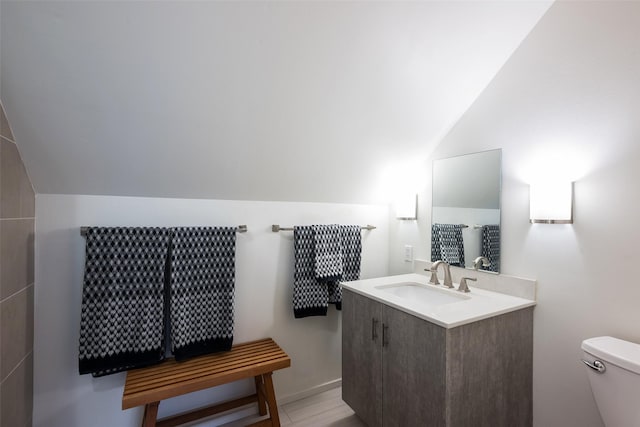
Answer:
[
  {"xmin": 293, "ymin": 225, "xmax": 362, "ymax": 318},
  {"xmin": 79, "ymin": 227, "xmax": 170, "ymax": 377},
  {"xmin": 336, "ymin": 225, "xmax": 362, "ymax": 306},
  {"xmin": 431, "ymin": 223, "xmax": 465, "ymax": 267},
  {"xmin": 431, "ymin": 224, "xmax": 444, "ymax": 263},
  {"xmin": 481, "ymin": 225, "xmax": 500, "ymax": 272},
  {"xmin": 168, "ymin": 227, "xmax": 236, "ymax": 361},
  {"xmin": 313, "ymin": 225, "xmax": 344, "ymax": 282},
  {"xmin": 293, "ymin": 226, "xmax": 329, "ymax": 318}
]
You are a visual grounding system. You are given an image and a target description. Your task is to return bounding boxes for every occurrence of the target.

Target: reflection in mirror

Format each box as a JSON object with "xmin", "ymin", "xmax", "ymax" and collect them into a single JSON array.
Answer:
[{"xmin": 431, "ymin": 149, "xmax": 501, "ymax": 273}]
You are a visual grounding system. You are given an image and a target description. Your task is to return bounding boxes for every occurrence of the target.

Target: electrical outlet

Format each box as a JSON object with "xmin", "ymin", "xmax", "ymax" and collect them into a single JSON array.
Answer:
[{"xmin": 404, "ymin": 245, "xmax": 413, "ymax": 262}]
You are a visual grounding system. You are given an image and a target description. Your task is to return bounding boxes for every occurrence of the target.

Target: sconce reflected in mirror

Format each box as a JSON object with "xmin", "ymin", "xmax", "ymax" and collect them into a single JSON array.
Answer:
[{"xmin": 529, "ymin": 181, "xmax": 573, "ymax": 224}]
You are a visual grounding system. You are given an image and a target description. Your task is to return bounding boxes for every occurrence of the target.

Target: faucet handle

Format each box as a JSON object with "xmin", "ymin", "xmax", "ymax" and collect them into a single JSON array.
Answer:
[
  {"xmin": 425, "ymin": 268, "xmax": 440, "ymax": 285},
  {"xmin": 473, "ymin": 256, "xmax": 491, "ymax": 270},
  {"xmin": 458, "ymin": 277, "xmax": 477, "ymax": 293}
]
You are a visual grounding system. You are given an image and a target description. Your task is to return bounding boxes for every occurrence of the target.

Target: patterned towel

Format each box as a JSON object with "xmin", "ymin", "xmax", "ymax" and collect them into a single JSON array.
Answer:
[
  {"xmin": 341, "ymin": 226, "xmax": 362, "ymax": 281},
  {"xmin": 335, "ymin": 225, "xmax": 362, "ymax": 306},
  {"xmin": 431, "ymin": 223, "xmax": 465, "ymax": 267},
  {"xmin": 293, "ymin": 225, "xmax": 362, "ymax": 318},
  {"xmin": 313, "ymin": 225, "xmax": 344, "ymax": 282},
  {"xmin": 294, "ymin": 226, "xmax": 329, "ymax": 318},
  {"xmin": 169, "ymin": 227, "xmax": 236, "ymax": 361},
  {"xmin": 79, "ymin": 227, "xmax": 170, "ymax": 377},
  {"xmin": 481, "ymin": 225, "xmax": 500, "ymax": 272}
]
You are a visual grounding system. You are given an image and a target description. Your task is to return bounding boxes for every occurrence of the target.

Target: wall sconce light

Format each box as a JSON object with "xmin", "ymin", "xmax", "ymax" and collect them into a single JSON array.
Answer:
[
  {"xmin": 529, "ymin": 181, "xmax": 573, "ymax": 224},
  {"xmin": 395, "ymin": 194, "xmax": 417, "ymax": 220}
]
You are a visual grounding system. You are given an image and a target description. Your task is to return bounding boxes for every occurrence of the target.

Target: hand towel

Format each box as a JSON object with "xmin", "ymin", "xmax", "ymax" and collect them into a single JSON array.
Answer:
[
  {"xmin": 431, "ymin": 223, "xmax": 465, "ymax": 267},
  {"xmin": 293, "ymin": 225, "xmax": 362, "ymax": 317},
  {"xmin": 293, "ymin": 226, "xmax": 329, "ymax": 318},
  {"xmin": 330, "ymin": 225, "xmax": 363, "ymax": 309},
  {"xmin": 481, "ymin": 225, "xmax": 500, "ymax": 272},
  {"xmin": 312, "ymin": 224, "xmax": 344, "ymax": 282}
]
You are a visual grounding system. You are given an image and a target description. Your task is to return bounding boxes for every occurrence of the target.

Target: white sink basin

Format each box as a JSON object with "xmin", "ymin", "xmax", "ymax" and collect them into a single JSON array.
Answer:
[
  {"xmin": 375, "ymin": 282, "xmax": 469, "ymax": 308},
  {"xmin": 342, "ymin": 273, "xmax": 536, "ymax": 328}
]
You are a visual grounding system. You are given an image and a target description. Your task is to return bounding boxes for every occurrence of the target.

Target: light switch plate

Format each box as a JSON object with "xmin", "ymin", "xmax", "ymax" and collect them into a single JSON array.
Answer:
[{"xmin": 404, "ymin": 245, "xmax": 413, "ymax": 262}]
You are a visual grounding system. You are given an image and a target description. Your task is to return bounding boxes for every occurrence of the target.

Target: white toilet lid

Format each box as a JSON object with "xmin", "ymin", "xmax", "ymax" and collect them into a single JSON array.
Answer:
[{"xmin": 582, "ymin": 336, "xmax": 640, "ymax": 374}]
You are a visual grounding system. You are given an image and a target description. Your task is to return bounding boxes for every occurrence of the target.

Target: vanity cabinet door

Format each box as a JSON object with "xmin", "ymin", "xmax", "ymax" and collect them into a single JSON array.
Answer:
[
  {"xmin": 382, "ymin": 304, "xmax": 447, "ymax": 427},
  {"xmin": 342, "ymin": 289, "xmax": 383, "ymax": 427}
]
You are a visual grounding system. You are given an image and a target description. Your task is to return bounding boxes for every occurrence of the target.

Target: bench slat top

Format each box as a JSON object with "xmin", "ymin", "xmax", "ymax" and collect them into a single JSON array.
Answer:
[{"xmin": 122, "ymin": 338, "xmax": 290, "ymax": 409}]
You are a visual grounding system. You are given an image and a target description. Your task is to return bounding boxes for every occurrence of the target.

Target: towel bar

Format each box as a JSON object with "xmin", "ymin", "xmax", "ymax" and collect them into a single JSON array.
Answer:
[
  {"xmin": 271, "ymin": 224, "xmax": 376, "ymax": 232},
  {"xmin": 80, "ymin": 225, "xmax": 248, "ymax": 236}
]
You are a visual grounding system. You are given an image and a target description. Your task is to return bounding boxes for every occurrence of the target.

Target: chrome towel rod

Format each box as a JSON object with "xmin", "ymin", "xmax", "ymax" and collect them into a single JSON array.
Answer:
[
  {"xmin": 272, "ymin": 224, "xmax": 376, "ymax": 232},
  {"xmin": 80, "ymin": 225, "xmax": 248, "ymax": 237}
]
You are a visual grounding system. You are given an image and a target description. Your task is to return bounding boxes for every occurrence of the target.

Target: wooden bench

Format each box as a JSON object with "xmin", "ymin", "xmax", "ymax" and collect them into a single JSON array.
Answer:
[{"xmin": 122, "ymin": 338, "xmax": 291, "ymax": 427}]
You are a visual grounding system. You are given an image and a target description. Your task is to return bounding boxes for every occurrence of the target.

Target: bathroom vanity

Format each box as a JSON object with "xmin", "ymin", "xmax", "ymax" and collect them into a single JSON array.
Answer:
[{"xmin": 342, "ymin": 273, "xmax": 535, "ymax": 427}]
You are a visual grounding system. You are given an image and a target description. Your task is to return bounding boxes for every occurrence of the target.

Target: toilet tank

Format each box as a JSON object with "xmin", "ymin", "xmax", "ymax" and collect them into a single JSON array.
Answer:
[{"xmin": 582, "ymin": 336, "xmax": 640, "ymax": 427}]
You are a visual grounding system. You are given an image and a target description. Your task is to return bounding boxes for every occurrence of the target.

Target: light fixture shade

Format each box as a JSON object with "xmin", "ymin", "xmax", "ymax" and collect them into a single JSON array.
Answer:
[
  {"xmin": 529, "ymin": 181, "xmax": 573, "ymax": 224},
  {"xmin": 395, "ymin": 194, "xmax": 417, "ymax": 220}
]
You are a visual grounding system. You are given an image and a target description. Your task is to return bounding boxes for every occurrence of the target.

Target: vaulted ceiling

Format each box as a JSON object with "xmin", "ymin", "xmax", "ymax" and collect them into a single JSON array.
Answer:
[{"xmin": 0, "ymin": 1, "xmax": 552, "ymax": 204}]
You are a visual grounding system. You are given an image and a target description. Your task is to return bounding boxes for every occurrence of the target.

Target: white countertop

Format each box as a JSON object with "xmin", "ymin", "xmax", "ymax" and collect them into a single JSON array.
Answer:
[{"xmin": 342, "ymin": 273, "xmax": 536, "ymax": 329}]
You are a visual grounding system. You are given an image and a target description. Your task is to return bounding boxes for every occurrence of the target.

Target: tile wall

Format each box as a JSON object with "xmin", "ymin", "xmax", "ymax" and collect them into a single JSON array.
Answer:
[{"xmin": 0, "ymin": 104, "xmax": 35, "ymax": 427}]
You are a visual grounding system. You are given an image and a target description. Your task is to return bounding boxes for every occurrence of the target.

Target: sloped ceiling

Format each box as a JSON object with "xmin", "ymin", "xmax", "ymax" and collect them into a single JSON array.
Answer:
[{"xmin": 0, "ymin": 1, "xmax": 552, "ymax": 204}]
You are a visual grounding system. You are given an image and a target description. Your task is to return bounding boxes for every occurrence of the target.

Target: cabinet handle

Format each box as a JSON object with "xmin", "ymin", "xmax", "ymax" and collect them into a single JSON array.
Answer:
[
  {"xmin": 382, "ymin": 324, "xmax": 389, "ymax": 347},
  {"xmin": 372, "ymin": 318, "xmax": 378, "ymax": 341}
]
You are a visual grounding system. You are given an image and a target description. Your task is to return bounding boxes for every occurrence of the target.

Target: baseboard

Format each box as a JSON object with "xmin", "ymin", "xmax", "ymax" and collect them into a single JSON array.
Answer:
[
  {"xmin": 188, "ymin": 405, "xmax": 258, "ymax": 427},
  {"xmin": 278, "ymin": 378, "xmax": 342, "ymax": 405},
  {"xmin": 184, "ymin": 378, "xmax": 343, "ymax": 426}
]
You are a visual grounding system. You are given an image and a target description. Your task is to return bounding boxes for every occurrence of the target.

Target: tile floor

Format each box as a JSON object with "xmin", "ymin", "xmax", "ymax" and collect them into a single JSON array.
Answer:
[{"xmin": 220, "ymin": 386, "xmax": 366, "ymax": 427}]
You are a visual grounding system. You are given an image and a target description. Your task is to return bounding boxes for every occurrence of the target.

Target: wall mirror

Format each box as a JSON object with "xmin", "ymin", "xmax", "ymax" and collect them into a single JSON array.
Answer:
[{"xmin": 431, "ymin": 149, "xmax": 501, "ymax": 273}]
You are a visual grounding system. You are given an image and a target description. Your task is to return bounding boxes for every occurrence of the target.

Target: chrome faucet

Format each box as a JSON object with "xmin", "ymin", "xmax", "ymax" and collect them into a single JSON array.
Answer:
[
  {"xmin": 428, "ymin": 260, "xmax": 454, "ymax": 288},
  {"xmin": 473, "ymin": 256, "xmax": 491, "ymax": 270}
]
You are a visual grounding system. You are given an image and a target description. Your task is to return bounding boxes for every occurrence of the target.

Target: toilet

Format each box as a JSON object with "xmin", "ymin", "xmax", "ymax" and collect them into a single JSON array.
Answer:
[{"xmin": 581, "ymin": 336, "xmax": 640, "ymax": 427}]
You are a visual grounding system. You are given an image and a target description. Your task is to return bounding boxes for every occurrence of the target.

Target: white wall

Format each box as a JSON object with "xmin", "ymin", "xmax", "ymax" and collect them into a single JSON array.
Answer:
[
  {"xmin": 390, "ymin": 2, "xmax": 640, "ymax": 426},
  {"xmin": 34, "ymin": 195, "xmax": 388, "ymax": 427},
  {"xmin": 1, "ymin": 1, "xmax": 551, "ymax": 204}
]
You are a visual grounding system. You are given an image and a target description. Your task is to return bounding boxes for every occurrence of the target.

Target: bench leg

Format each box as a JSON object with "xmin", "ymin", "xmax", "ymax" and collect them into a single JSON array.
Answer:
[
  {"xmin": 141, "ymin": 401, "xmax": 159, "ymax": 427},
  {"xmin": 254, "ymin": 375, "xmax": 268, "ymax": 416},
  {"xmin": 263, "ymin": 372, "xmax": 280, "ymax": 427}
]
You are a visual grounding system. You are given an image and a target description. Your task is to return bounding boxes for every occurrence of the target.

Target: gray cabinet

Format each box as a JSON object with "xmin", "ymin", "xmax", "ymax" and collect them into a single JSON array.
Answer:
[
  {"xmin": 381, "ymin": 303, "xmax": 447, "ymax": 427},
  {"xmin": 342, "ymin": 288, "xmax": 383, "ymax": 427},
  {"xmin": 342, "ymin": 288, "xmax": 533, "ymax": 427}
]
